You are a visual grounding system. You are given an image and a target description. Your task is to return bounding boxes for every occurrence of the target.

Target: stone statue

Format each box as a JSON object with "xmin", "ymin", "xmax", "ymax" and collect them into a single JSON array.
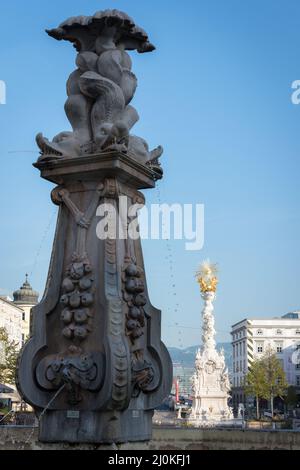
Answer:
[
  {"xmin": 17, "ymin": 9, "xmax": 172, "ymax": 444},
  {"xmin": 188, "ymin": 261, "xmax": 233, "ymax": 425},
  {"xmin": 220, "ymin": 366, "xmax": 231, "ymax": 393},
  {"xmin": 36, "ymin": 10, "xmax": 163, "ymax": 178},
  {"xmin": 238, "ymin": 403, "xmax": 245, "ymax": 419}
]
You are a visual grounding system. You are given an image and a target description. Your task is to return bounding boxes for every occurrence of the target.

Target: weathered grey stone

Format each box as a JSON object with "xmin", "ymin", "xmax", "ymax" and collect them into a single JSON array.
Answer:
[
  {"xmin": 17, "ymin": 10, "xmax": 172, "ymax": 444},
  {"xmin": 2, "ymin": 427, "xmax": 300, "ymax": 450}
]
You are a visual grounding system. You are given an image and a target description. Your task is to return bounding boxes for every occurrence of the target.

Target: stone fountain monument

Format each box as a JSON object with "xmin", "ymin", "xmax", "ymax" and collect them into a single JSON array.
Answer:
[
  {"xmin": 189, "ymin": 261, "xmax": 233, "ymax": 426},
  {"xmin": 17, "ymin": 9, "xmax": 172, "ymax": 444}
]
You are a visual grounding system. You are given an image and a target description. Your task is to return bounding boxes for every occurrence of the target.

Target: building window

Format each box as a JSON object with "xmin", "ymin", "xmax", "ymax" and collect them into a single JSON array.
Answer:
[
  {"xmin": 243, "ymin": 341, "xmax": 245, "ymax": 355},
  {"xmin": 296, "ymin": 364, "xmax": 300, "ymax": 370},
  {"xmin": 256, "ymin": 343, "xmax": 264, "ymax": 353},
  {"xmin": 276, "ymin": 343, "xmax": 283, "ymax": 353},
  {"xmin": 296, "ymin": 329, "xmax": 300, "ymax": 335},
  {"xmin": 276, "ymin": 329, "xmax": 282, "ymax": 335},
  {"xmin": 21, "ymin": 334, "xmax": 25, "ymax": 346},
  {"xmin": 257, "ymin": 329, "xmax": 263, "ymax": 335},
  {"xmin": 22, "ymin": 312, "xmax": 25, "ymax": 321},
  {"xmin": 296, "ymin": 376, "xmax": 300, "ymax": 387}
]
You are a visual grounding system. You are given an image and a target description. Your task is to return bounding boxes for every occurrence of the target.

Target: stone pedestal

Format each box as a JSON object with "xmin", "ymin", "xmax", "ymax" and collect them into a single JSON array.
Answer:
[{"xmin": 17, "ymin": 152, "xmax": 172, "ymax": 443}]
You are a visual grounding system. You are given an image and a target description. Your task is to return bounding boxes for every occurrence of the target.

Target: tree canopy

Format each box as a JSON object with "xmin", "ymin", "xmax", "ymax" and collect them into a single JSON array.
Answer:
[
  {"xmin": 0, "ymin": 327, "xmax": 19, "ymax": 385},
  {"xmin": 244, "ymin": 346, "xmax": 288, "ymax": 418}
]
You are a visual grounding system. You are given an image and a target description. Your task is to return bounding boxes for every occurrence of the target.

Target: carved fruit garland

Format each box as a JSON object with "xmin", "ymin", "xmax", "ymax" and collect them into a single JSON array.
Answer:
[
  {"xmin": 122, "ymin": 261, "xmax": 155, "ymax": 396},
  {"xmin": 123, "ymin": 263, "xmax": 146, "ymax": 342},
  {"xmin": 60, "ymin": 256, "xmax": 94, "ymax": 342}
]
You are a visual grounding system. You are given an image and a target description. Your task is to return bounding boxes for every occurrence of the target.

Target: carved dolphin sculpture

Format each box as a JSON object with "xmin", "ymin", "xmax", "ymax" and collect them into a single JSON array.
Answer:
[{"xmin": 36, "ymin": 10, "xmax": 163, "ymax": 179}]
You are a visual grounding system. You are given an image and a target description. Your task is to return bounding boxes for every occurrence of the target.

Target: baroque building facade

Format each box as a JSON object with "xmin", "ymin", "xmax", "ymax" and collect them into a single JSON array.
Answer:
[
  {"xmin": 13, "ymin": 275, "xmax": 39, "ymax": 345},
  {"xmin": 0, "ymin": 276, "xmax": 39, "ymax": 349},
  {"xmin": 231, "ymin": 312, "xmax": 300, "ymax": 409},
  {"xmin": 0, "ymin": 297, "xmax": 23, "ymax": 347}
]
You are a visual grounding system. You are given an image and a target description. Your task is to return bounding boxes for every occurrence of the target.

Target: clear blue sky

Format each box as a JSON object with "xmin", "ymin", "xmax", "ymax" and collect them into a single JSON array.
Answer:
[{"xmin": 0, "ymin": 0, "xmax": 299, "ymax": 348}]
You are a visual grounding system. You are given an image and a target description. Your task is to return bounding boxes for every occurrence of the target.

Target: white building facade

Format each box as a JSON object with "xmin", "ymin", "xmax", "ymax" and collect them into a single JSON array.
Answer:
[
  {"xmin": 12, "ymin": 275, "xmax": 39, "ymax": 345},
  {"xmin": 0, "ymin": 297, "xmax": 23, "ymax": 347},
  {"xmin": 231, "ymin": 312, "xmax": 300, "ymax": 408},
  {"xmin": 0, "ymin": 276, "xmax": 39, "ymax": 351}
]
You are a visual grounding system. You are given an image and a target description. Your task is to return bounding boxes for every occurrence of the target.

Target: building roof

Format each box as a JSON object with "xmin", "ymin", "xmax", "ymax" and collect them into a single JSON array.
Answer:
[
  {"xmin": 231, "ymin": 312, "xmax": 300, "ymax": 329},
  {"xmin": 282, "ymin": 312, "xmax": 300, "ymax": 319},
  {"xmin": 13, "ymin": 275, "xmax": 39, "ymax": 306},
  {"xmin": 0, "ymin": 296, "xmax": 24, "ymax": 312},
  {"xmin": 0, "ymin": 383, "xmax": 14, "ymax": 394}
]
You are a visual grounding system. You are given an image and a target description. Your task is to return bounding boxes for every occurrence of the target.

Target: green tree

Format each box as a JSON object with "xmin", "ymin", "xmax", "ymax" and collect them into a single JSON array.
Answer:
[
  {"xmin": 0, "ymin": 327, "xmax": 19, "ymax": 385},
  {"xmin": 285, "ymin": 385, "xmax": 298, "ymax": 410},
  {"xmin": 262, "ymin": 347, "xmax": 288, "ymax": 418},
  {"xmin": 244, "ymin": 358, "xmax": 267, "ymax": 419},
  {"xmin": 245, "ymin": 348, "xmax": 288, "ymax": 420}
]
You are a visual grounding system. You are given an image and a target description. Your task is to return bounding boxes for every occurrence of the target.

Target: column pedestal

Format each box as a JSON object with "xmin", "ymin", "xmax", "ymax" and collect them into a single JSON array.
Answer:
[{"xmin": 17, "ymin": 152, "xmax": 172, "ymax": 444}]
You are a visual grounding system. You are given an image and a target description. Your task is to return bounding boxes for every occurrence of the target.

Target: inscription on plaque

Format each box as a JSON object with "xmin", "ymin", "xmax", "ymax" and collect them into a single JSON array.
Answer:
[{"xmin": 67, "ymin": 410, "xmax": 80, "ymax": 419}]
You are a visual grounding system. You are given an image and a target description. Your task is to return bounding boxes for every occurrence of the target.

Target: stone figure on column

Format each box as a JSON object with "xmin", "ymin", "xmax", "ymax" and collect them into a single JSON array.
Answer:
[
  {"xmin": 17, "ymin": 9, "xmax": 172, "ymax": 444},
  {"xmin": 189, "ymin": 261, "xmax": 233, "ymax": 425},
  {"xmin": 36, "ymin": 10, "xmax": 163, "ymax": 173}
]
